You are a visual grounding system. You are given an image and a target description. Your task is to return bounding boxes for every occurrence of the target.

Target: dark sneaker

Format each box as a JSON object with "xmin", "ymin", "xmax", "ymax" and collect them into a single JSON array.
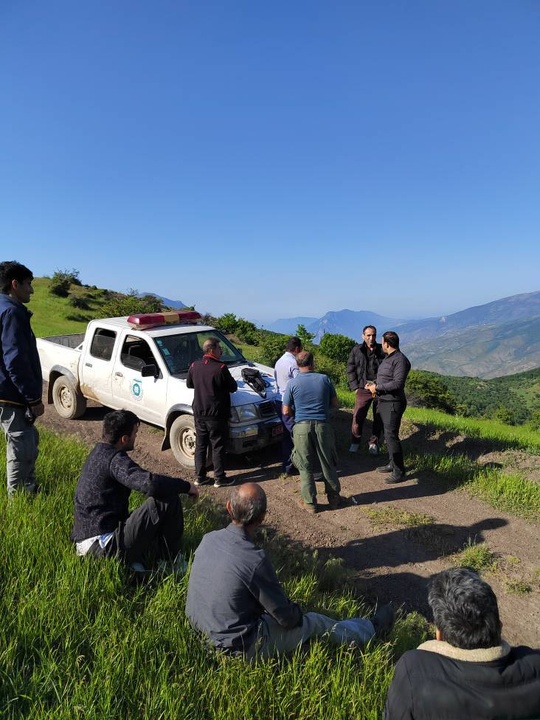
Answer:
[
  {"xmin": 377, "ymin": 464, "xmax": 394, "ymax": 474},
  {"xmin": 297, "ymin": 499, "xmax": 318, "ymax": 514},
  {"xmin": 327, "ymin": 495, "xmax": 349, "ymax": 510},
  {"xmin": 384, "ymin": 470, "xmax": 407, "ymax": 484},
  {"xmin": 194, "ymin": 477, "xmax": 211, "ymax": 486},
  {"xmin": 371, "ymin": 604, "xmax": 395, "ymax": 640},
  {"xmin": 214, "ymin": 476, "xmax": 236, "ymax": 488},
  {"xmin": 349, "ymin": 442, "xmax": 359, "ymax": 453}
]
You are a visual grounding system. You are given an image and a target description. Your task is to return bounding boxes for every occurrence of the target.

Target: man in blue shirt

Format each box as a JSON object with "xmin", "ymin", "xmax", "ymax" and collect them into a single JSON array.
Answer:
[{"xmin": 282, "ymin": 351, "xmax": 347, "ymax": 513}]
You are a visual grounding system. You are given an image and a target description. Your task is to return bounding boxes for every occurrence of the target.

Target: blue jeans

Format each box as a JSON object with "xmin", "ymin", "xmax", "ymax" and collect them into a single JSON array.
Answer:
[
  {"xmin": 0, "ymin": 405, "xmax": 39, "ymax": 495},
  {"xmin": 246, "ymin": 612, "xmax": 375, "ymax": 660},
  {"xmin": 292, "ymin": 421, "xmax": 340, "ymax": 505}
]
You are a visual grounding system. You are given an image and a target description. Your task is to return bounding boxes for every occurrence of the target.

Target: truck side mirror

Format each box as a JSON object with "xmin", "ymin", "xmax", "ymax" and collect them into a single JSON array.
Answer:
[{"xmin": 141, "ymin": 364, "xmax": 159, "ymax": 379}]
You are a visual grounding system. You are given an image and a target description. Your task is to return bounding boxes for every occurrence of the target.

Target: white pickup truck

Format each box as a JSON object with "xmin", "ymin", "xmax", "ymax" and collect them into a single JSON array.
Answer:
[{"xmin": 37, "ymin": 311, "xmax": 282, "ymax": 469}]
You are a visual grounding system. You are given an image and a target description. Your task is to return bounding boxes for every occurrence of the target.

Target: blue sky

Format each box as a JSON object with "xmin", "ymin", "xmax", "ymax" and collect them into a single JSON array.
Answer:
[{"xmin": 1, "ymin": 1, "xmax": 539, "ymax": 325}]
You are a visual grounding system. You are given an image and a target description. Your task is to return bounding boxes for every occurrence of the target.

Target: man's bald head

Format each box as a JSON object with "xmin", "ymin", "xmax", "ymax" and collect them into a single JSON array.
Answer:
[
  {"xmin": 296, "ymin": 351, "xmax": 314, "ymax": 370},
  {"xmin": 228, "ymin": 483, "xmax": 267, "ymax": 526}
]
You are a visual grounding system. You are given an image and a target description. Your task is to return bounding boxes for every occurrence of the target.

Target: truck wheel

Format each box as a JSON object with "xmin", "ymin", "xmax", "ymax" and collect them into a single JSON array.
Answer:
[
  {"xmin": 169, "ymin": 415, "xmax": 197, "ymax": 469},
  {"xmin": 52, "ymin": 375, "xmax": 87, "ymax": 419}
]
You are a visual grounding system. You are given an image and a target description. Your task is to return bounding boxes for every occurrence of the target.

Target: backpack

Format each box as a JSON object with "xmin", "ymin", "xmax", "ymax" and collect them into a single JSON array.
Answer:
[{"xmin": 241, "ymin": 367, "xmax": 267, "ymax": 398}]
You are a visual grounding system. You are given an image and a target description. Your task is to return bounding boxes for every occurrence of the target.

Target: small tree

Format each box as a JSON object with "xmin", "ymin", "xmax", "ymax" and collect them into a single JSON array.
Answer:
[
  {"xmin": 296, "ymin": 324, "xmax": 315, "ymax": 348},
  {"xmin": 214, "ymin": 313, "xmax": 238, "ymax": 334},
  {"xmin": 319, "ymin": 333, "xmax": 356, "ymax": 365},
  {"xmin": 99, "ymin": 291, "xmax": 164, "ymax": 318},
  {"xmin": 406, "ymin": 370, "xmax": 457, "ymax": 414}
]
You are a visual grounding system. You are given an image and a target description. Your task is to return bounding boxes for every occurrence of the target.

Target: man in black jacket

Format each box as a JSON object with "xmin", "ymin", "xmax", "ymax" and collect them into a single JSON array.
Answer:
[
  {"xmin": 72, "ymin": 409, "xmax": 198, "ymax": 572},
  {"xmin": 186, "ymin": 337, "xmax": 237, "ymax": 488},
  {"xmin": 0, "ymin": 261, "xmax": 44, "ymax": 496},
  {"xmin": 366, "ymin": 331, "xmax": 411, "ymax": 483},
  {"xmin": 346, "ymin": 325, "xmax": 385, "ymax": 455},
  {"xmin": 384, "ymin": 567, "xmax": 540, "ymax": 720}
]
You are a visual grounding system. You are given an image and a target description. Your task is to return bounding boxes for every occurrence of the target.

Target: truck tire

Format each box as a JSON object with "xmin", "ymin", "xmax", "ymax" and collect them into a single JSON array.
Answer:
[
  {"xmin": 169, "ymin": 415, "xmax": 197, "ymax": 469},
  {"xmin": 52, "ymin": 375, "xmax": 87, "ymax": 419}
]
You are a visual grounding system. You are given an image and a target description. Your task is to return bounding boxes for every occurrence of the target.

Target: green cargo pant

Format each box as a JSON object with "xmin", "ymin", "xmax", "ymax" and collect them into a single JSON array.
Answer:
[{"xmin": 292, "ymin": 420, "xmax": 340, "ymax": 505}]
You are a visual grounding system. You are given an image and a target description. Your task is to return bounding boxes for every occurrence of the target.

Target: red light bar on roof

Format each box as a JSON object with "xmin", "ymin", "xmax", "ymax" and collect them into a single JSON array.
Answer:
[{"xmin": 127, "ymin": 311, "xmax": 202, "ymax": 329}]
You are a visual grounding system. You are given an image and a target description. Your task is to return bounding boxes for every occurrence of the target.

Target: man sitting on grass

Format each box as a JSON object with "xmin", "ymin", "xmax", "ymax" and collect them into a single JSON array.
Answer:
[
  {"xmin": 72, "ymin": 409, "xmax": 198, "ymax": 573},
  {"xmin": 186, "ymin": 482, "xmax": 394, "ymax": 659},
  {"xmin": 384, "ymin": 567, "xmax": 540, "ymax": 720}
]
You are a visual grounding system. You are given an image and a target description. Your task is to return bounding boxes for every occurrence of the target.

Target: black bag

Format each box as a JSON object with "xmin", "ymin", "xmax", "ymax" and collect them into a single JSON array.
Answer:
[{"xmin": 241, "ymin": 367, "xmax": 267, "ymax": 398}]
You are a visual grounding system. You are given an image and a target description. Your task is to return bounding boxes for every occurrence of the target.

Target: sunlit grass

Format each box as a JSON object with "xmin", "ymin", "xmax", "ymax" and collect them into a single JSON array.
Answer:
[{"xmin": 0, "ymin": 427, "xmax": 429, "ymax": 720}]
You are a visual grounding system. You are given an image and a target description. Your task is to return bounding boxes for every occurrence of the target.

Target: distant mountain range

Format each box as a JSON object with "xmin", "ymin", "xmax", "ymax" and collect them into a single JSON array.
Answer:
[{"xmin": 265, "ymin": 291, "xmax": 540, "ymax": 379}]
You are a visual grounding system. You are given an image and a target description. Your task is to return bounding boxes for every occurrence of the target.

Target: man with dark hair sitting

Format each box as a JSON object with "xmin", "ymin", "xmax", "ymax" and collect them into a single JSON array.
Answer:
[
  {"xmin": 72, "ymin": 409, "xmax": 198, "ymax": 573},
  {"xmin": 384, "ymin": 567, "xmax": 540, "ymax": 720},
  {"xmin": 186, "ymin": 482, "xmax": 394, "ymax": 660}
]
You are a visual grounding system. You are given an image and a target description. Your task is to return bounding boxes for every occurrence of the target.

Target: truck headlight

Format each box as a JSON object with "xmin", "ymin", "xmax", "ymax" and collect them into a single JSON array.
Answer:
[{"xmin": 230, "ymin": 403, "xmax": 258, "ymax": 422}]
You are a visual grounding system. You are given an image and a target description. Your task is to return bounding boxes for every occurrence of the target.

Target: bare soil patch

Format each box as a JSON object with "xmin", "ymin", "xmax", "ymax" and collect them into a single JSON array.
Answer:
[{"xmin": 40, "ymin": 401, "xmax": 540, "ymax": 647}]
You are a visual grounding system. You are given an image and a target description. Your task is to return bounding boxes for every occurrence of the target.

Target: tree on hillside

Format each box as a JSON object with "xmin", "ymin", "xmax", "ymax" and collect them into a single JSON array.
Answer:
[
  {"xmin": 98, "ymin": 290, "xmax": 165, "ymax": 318},
  {"xmin": 49, "ymin": 268, "xmax": 81, "ymax": 297},
  {"xmin": 319, "ymin": 333, "xmax": 356, "ymax": 364},
  {"xmin": 406, "ymin": 370, "xmax": 457, "ymax": 414},
  {"xmin": 296, "ymin": 324, "xmax": 315, "ymax": 348}
]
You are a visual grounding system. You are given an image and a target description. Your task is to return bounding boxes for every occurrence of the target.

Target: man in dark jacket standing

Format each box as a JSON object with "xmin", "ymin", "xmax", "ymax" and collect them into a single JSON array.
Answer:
[
  {"xmin": 366, "ymin": 331, "xmax": 411, "ymax": 483},
  {"xmin": 384, "ymin": 567, "xmax": 540, "ymax": 720},
  {"xmin": 346, "ymin": 325, "xmax": 385, "ymax": 455},
  {"xmin": 72, "ymin": 409, "xmax": 198, "ymax": 572},
  {"xmin": 0, "ymin": 261, "xmax": 44, "ymax": 496},
  {"xmin": 186, "ymin": 337, "xmax": 237, "ymax": 488}
]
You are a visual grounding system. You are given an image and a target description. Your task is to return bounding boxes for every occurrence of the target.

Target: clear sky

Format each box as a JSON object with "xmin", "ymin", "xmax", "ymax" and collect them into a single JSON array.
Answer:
[{"xmin": 1, "ymin": 1, "xmax": 539, "ymax": 325}]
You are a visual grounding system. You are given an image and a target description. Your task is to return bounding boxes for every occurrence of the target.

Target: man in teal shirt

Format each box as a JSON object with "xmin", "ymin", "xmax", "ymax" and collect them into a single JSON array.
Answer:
[{"xmin": 283, "ymin": 351, "xmax": 347, "ymax": 513}]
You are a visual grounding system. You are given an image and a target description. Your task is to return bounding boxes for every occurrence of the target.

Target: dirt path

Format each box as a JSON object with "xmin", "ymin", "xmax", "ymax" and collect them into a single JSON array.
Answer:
[{"xmin": 39, "ymin": 401, "xmax": 540, "ymax": 647}]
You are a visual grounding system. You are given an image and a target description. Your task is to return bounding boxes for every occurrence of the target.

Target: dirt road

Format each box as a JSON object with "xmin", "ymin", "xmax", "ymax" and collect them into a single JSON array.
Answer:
[{"xmin": 40, "ymin": 401, "xmax": 540, "ymax": 646}]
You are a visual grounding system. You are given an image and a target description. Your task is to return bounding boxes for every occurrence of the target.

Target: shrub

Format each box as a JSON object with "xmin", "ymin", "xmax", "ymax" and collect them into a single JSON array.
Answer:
[
  {"xmin": 68, "ymin": 295, "xmax": 90, "ymax": 310},
  {"xmin": 99, "ymin": 291, "xmax": 164, "ymax": 318},
  {"xmin": 319, "ymin": 333, "xmax": 356, "ymax": 364}
]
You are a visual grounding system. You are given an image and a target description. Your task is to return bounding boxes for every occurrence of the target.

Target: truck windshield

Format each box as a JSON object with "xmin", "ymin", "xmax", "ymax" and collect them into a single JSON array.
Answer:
[{"xmin": 154, "ymin": 330, "xmax": 246, "ymax": 375}]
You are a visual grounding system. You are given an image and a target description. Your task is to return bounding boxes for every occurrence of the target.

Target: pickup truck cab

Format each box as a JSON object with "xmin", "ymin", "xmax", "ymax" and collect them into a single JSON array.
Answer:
[{"xmin": 37, "ymin": 311, "xmax": 282, "ymax": 469}]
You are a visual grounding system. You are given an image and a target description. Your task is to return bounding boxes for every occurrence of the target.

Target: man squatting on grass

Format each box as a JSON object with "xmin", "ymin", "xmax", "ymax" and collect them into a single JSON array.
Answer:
[
  {"xmin": 0, "ymin": 261, "xmax": 44, "ymax": 496},
  {"xmin": 72, "ymin": 409, "xmax": 199, "ymax": 572},
  {"xmin": 186, "ymin": 482, "xmax": 394, "ymax": 660},
  {"xmin": 384, "ymin": 568, "xmax": 540, "ymax": 720}
]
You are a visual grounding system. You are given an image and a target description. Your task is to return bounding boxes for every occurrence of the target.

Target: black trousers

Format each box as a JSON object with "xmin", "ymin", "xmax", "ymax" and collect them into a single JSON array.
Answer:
[
  {"xmin": 377, "ymin": 399, "xmax": 407, "ymax": 472},
  {"xmin": 194, "ymin": 417, "xmax": 228, "ymax": 482},
  {"xmin": 90, "ymin": 495, "xmax": 184, "ymax": 566}
]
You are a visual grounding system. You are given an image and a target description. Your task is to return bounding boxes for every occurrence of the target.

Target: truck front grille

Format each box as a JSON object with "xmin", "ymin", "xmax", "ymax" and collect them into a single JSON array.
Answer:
[{"xmin": 258, "ymin": 400, "xmax": 278, "ymax": 419}]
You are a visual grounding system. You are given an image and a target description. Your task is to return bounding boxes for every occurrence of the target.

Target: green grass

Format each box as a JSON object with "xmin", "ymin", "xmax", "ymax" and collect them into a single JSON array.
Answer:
[
  {"xmin": 364, "ymin": 506, "xmax": 434, "ymax": 529},
  {"xmin": 405, "ymin": 406, "xmax": 540, "ymax": 453},
  {"xmin": 0, "ymin": 428, "xmax": 429, "ymax": 720},
  {"xmin": 452, "ymin": 540, "xmax": 498, "ymax": 572}
]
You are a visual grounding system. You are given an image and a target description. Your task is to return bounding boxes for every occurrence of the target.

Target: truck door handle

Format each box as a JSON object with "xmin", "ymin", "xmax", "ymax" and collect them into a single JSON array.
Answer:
[
  {"xmin": 115, "ymin": 372, "xmax": 124, "ymax": 378},
  {"xmin": 85, "ymin": 363, "xmax": 93, "ymax": 368}
]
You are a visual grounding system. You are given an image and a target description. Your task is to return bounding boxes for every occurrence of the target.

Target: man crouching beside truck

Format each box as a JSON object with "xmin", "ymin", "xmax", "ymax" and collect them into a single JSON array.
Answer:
[{"xmin": 72, "ymin": 409, "xmax": 199, "ymax": 574}]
